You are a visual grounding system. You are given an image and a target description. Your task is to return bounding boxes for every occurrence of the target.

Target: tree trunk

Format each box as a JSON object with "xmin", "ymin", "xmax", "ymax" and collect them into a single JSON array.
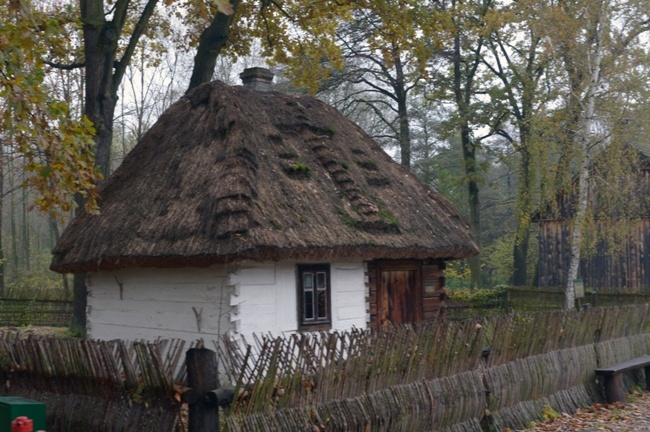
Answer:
[
  {"xmin": 9, "ymin": 158, "xmax": 18, "ymax": 277},
  {"xmin": 553, "ymin": 59, "xmax": 582, "ymax": 196},
  {"xmin": 512, "ymin": 148, "xmax": 532, "ymax": 287},
  {"xmin": 485, "ymin": 32, "xmax": 542, "ymax": 289},
  {"xmin": 565, "ymin": 159, "xmax": 589, "ymax": 309},
  {"xmin": 394, "ymin": 55, "xmax": 412, "ymax": 170},
  {"xmin": 21, "ymin": 171, "xmax": 30, "ymax": 272},
  {"xmin": 76, "ymin": 0, "xmax": 118, "ymax": 331},
  {"xmin": 397, "ymin": 103, "xmax": 411, "ymax": 169},
  {"xmin": 510, "ymin": 61, "xmax": 537, "ymax": 288},
  {"xmin": 512, "ymin": 230, "xmax": 530, "ymax": 286},
  {"xmin": 565, "ymin": 0, "xmax": 606, "ymax": 309},
  {"xmin": 0, "ymin": 144, "xmax": 4, "ymax": 296},
  {"xmin": 464, "ymin": 138, "xmax": 481, "ymax": 289},
  {"xmin": 49, "ymin": 217, "xmax": 70, "ymax": 298},
  {"xmin": 458, "ymin": 115, "xmax": 481, "ymax": 289},
  {"xmin": 187, "ymin": 0, "xmax": 241, "ymax": 92},
  {"xmin": 73, "ymin": 0, "xmax": 158, "ymax": 330},
  {"xmin": 453, "ymin": 30, "xmax": 482, "ymax": 289},
  {"xmin": 72, "ymin": 0, "xmax": 238, "ymax": 328},
  {"xmin": 80, "ymin": 3, "xmax": 121, "ymax": 221},
  {"xmin": 82, "ymin": 0, "xmax": 117, "ymax": 179}
]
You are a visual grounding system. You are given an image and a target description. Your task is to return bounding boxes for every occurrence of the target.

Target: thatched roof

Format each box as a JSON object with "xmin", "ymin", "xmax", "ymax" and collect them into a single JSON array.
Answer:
[{"xmin": 51, "ymin": 80, "xmax": 478, "ymax": 273}]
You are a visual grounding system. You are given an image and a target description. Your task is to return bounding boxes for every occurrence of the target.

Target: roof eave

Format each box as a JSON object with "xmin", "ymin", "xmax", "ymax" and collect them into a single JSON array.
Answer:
[{"xmin": 50, "ymin": 244, "xmax": 479, "ymax": 274}]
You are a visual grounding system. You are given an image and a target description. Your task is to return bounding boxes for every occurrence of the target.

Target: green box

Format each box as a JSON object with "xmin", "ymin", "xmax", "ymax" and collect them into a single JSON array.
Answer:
[{"xmin": 0, "ymin": 397, "xmax": 46, "ymax": 431}]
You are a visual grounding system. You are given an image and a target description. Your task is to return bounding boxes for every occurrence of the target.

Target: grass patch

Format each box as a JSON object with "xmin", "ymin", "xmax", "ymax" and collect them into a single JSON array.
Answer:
[
  {"xmin": 3, "ymin": 270, "xmax": 71, "ymax": 301},
  {"xmin": 446, "ymin": 285, "xmax": 508, "ymax": 307}
]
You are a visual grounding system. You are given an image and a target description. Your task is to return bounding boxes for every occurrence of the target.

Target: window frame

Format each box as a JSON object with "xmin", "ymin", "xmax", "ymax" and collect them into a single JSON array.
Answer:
[{"xmin": 297, "ymin": 264, "xmax": 332, "ymax": 331}]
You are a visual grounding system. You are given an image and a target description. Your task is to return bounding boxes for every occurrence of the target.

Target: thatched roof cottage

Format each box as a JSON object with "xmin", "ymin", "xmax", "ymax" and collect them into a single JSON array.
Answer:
[{"xmin": 51, "ymin": 69, "xmax": 478, "ymax": 343}]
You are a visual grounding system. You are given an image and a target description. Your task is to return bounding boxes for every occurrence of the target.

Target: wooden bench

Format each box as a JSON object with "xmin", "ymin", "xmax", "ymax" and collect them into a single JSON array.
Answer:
[{"xmin": 595, "ymin": 355, "xmax": 650, "ymax": 403}]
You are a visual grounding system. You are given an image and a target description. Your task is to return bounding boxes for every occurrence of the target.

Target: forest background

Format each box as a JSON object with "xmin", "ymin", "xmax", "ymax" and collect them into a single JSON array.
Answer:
[{"xmin": 0, "ymin": 0, "xmax": 648, "ymax": 319}]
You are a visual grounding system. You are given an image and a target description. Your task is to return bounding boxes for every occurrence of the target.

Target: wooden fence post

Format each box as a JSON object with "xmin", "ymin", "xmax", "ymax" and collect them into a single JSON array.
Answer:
[{"xmin": 186, "ymin": 348, "xmax": 219, "ymax": 432}]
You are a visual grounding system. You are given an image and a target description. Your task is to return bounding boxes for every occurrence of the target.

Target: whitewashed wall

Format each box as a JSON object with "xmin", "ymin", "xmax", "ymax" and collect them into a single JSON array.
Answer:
[
  {"xmin": 87, "ymin": 265, "xmax": 234, "ymax": 343},
  {"xmin": 229, "ymin": 260, "xmax": 367, "ymax": 343},
  {"xmin": 87, "ymin": 260, "xmax": 368, "ymax": 345}
]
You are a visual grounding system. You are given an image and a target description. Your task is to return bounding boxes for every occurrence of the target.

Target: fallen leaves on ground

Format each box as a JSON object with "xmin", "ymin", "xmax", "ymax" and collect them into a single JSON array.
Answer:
[{"xmin": 518, "ymin": 390, "xmax": 650, "ymax": 431}]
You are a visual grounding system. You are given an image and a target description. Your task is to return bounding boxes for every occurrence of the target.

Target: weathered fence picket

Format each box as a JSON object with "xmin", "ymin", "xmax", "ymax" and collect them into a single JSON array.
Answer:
[
  {"xmin": 218, "ymin": 305, "xmax": 650, "ymax": 431},
  {"xmin": 3, "ymin": 305, "xmax": 650, "ymax": 431},
  {"xmin": 0, "ymin": 334, "xmax": 185, "ymax": 431}
]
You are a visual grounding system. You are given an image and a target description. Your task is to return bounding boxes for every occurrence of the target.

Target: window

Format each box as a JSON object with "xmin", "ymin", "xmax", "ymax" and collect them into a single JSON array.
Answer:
[{"xmin": 298, "ymin": 264, "xmax": 331, "ymax": 330}]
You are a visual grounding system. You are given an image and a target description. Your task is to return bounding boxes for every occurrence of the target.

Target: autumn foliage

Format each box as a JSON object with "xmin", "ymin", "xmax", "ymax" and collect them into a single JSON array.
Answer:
[{"xmin": 0, "ymin": 0, "xmax": 101, "ymax": 215}]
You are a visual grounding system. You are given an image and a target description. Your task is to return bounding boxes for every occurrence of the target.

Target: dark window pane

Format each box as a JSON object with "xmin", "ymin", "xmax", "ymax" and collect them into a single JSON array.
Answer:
[
  {"xmin": 317, "ymin": 290, "xmax": 327, "ymax": 319},
  {"xmin": 304, "ymin": 291, "xmax": 314, "ymax": 320}
]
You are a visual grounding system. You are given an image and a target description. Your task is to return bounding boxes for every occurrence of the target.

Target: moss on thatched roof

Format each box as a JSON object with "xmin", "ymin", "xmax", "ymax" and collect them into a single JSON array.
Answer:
[{"xmin": 51, "ymin": 80, "xmax": 478, "ymax": 273}]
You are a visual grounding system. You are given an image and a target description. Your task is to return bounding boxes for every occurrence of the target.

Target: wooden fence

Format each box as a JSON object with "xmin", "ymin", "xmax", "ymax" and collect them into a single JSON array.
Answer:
[
  {"xmin": 218, "ymin": 305, "xmax": 650, "ymax": 431},
  {"xmin": 444, "ymin": 287, "xmax": 650, "ymax": 320},
  {"xmin": 3, "ymin": 305, "xmax": 650, "ymax": 431},
  {"xmin": 0, "ymin": 298, "xmax": 73, "ymax": 327},
  {"xmin": 0, "ymin": 333, "xmax": 187, "ymax": 431},
  {"xmin": 507, "ymin": 288, "xmax": 650, "ymax": 312}
]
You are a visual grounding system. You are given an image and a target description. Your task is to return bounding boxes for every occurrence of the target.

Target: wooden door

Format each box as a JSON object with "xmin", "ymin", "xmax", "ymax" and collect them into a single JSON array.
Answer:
[{"xmin": 378, "ymin": 263, "xmax": 422, "ymax": 326}]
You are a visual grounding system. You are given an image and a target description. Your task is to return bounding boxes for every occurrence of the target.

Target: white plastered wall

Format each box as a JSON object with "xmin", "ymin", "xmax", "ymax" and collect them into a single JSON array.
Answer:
[
  {"xmin": 87, "ymin": 265, "xmax": 234, "ymax": 343},
  {"xmin": 87, "ymin": 260, "xmax": 367, "ymax": 345},
  {"xmin": 229, "ymin": 260, "xmax": 367, "ymax": 343}
]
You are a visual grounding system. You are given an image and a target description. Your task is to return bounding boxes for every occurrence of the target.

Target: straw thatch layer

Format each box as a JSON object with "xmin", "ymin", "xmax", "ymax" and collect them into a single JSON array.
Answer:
[{"xmin": 52, "ymin": 80, "xmax": 477, "ymax": 273}]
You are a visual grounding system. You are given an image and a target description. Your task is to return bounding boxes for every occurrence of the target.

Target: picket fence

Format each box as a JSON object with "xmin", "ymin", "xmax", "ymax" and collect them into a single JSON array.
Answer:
[
  {"xmin": 1, "ymin": 305, "xmax": 650, "ymax": 431},
  {"xmin": 0, "ymin": 334, "xmax": 187, "ymax": 431},
  {"xmin": 218, "ymin": 305, "xmax": 650, "ymax": 431}
]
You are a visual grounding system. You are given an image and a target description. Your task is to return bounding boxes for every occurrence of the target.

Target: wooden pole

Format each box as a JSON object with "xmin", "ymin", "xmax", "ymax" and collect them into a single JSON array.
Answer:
[{"xmin": 187, "ymin": 348, "xmax": 219, "ymax": 431}]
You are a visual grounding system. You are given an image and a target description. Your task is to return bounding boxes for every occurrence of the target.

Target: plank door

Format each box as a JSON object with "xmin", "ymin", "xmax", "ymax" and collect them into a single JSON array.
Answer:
[{"xmin": 377, "ymin": 263, "xmax": 422, "ymax": 326}]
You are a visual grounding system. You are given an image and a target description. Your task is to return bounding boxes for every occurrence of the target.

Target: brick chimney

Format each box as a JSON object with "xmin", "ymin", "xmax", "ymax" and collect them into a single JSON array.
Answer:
[{"xmin": 239, "ymin": 67, "xmax": 274, "ymax": 91}]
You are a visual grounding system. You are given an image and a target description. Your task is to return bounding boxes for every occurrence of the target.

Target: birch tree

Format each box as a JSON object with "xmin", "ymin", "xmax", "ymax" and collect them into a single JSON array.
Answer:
[
  {"xmin": 550, "ymin": 0, "xmax": 650, "ymax": 308},
  {"xmin": 564, "ymin": 1, "xmax": 605, "ymax": 309}
]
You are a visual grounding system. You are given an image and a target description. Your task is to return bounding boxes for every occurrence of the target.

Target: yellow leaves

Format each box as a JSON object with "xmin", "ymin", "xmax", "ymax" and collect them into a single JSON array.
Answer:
[
  {"xmin": 257, "ymin": 0, "xmax": 447, "ymax": 93},
  {"xmin": 482, "ymin": 8, "xmax": 510, "ymax": 36},
  {"xmin": 21, "ymin": 110, "xmax": 102, "ymax": 216},
  {"xmin": 541, "ymin": 405, "xmax": 561, "ymax": 421},
  {"xmin": 1, "ymin": 2, "xmax": 101, "ymax": 218}
]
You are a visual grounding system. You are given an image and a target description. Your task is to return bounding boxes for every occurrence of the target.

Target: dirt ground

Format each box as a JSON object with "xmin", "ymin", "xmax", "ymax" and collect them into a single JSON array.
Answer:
[{"xmin": 518, "ymin": 390, "xmax": 650, "ymax": 432}]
